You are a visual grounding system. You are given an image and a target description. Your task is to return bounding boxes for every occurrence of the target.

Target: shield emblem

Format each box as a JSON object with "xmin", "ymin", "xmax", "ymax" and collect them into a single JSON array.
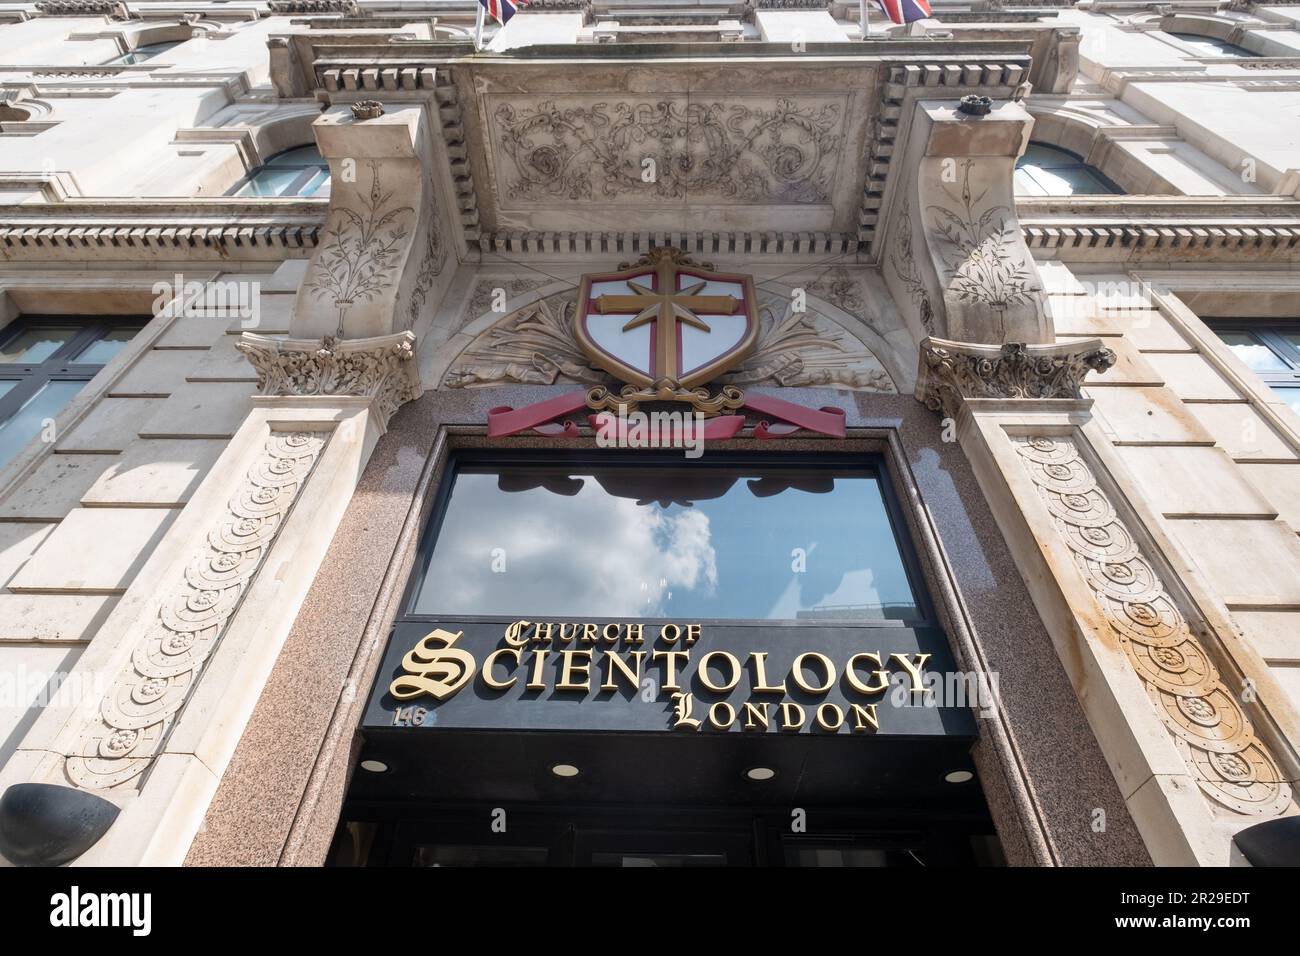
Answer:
[{"xmin": 575, "ymin": 253, "xmax": 760, "ymax": 390}]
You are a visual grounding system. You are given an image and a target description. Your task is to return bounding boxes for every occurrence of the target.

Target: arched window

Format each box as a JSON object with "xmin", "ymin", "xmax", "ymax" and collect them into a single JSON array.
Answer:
[
  {"xmin": 1014, "ymin": 143, "xmax": 1122, "ymax": 198},
  {"xmin": 104, "ymin": 40, "xmax": 183, "ymax": 66},
  {"xmin": 1167, "ymin": 32, "xmax": 1257, "ymax": 58},
  {"xmin": 228, "ymin": 145, "xmax": 331, "ymax": 198}
]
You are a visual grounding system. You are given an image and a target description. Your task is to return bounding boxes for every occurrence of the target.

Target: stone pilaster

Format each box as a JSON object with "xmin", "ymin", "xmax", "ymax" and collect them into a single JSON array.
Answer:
[
  {"xmin": 885, "ymin": 99, "xmax": 1052, "ymax": 345},
  {"xmin": 916, "ymin": 338, "xmax": 1300, "ymax": 865}
]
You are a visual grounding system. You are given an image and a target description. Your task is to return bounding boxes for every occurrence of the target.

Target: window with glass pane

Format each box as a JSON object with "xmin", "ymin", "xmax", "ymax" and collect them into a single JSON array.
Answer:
[
  {"xmin": 408, "ymin": 457, "xmax": 926, "ymax": 622},
  {"xmin": 1014, "ymin": 143, "xmax": 1123, "ymax": 198},
  {"xmin": 0, "ymin": 317, "xmax": 145, "ymax": 470},
  {"xmin": 229, "ymin": 145, "xmax": 332, "ymax": 199},
  {"xmin": 1210, "ymin": 322, "xmax": 1300, "ymax": 416},
  {"xmin": 1167, "ymin": 32, "xmax": 1257, "ymax": 58},
  {"xmin": 103, "ymin": 40, "xmax": 182, "ymax": 66}
]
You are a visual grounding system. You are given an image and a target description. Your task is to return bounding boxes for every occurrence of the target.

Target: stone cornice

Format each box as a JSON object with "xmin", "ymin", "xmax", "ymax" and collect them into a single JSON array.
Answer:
[
  {"xmin": 916, "ymin": 337, "xmax": 1116, "ymax": 419},
  {"xmin": 236, "ymin": 331, "xmax": 421, "ymax": 432},
  {"xmin": 0, "ymin": 199, "xmax": 325, "ymax": 260}
]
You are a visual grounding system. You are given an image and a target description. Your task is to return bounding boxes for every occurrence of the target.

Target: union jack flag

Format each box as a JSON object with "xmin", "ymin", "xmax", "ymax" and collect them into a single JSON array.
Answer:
[
  {"xmin": 874, "ymin": 0, "xmax": 932, "ymax": 24},
  {"xmin": 479, "ymin": 0, "xmax": 528, "ymax": 25}
]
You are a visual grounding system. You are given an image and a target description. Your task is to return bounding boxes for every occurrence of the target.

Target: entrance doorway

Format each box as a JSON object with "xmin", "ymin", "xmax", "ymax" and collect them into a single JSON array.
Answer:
[{"xmin": 330, "ymin": 805, "xmax": 1002, "ymax": 867}]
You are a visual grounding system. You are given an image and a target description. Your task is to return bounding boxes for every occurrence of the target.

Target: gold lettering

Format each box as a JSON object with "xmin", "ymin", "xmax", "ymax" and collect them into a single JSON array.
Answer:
[
  {"xmin": 792, "ymin": 652, "xmax": 835, "ymax": 695},
  {"xmin": 742, "ymin": 701, "xmax": 770, "ymax": 731},
  {"xmin": 557, "ymin": 649, "xmax": 593, "ymax": 691},
  {"xmin": 750, "ymin": 652, "xmax": 787, "ymax": 694},
  {"xmin": 482, "ymin": 647, "xmax": 522, "ymax": 691},
  {"xmin": 624, "ymin": 623, "xmax": 644, "ymax": 646},
  {"xmin": 582, "ymin": 623, "xmax": 599, "ymax": 644},
  {"xmin": 779, "ymin": 702, "xmax": 806, "ymax": 732},
  {"xmin": 601, "ymin": 651, "xmax": 644, "ymax": 692},
  {"xmin": 653, "ymin": 649, "xmax": 690, "ymax": 691},
  {"xmin": 816, "ymin": 703, "xmax": 845, "ymax": 732},
  {"xmin": 708, "ymin": 702, "xmax": 736, "ymax": 730},
  {"xmin": 660, "ymin": 623, "xmax": 681, "ymax": 645},
  {"xmin": 697, "ymin": 651, "xmax": 742, "ymax": 693},
  {"xmin": 389, "ymin": 628, "xmax": 475, "ymax": 702},
  {"xmin": 851, "ymin": 703, "xmax": 879, "ymax": 732},
  {"xmin": 602, "ymin": 622, "xmax": 621, "ymax": 644},
  {"xmin": 558, "ymin": 623, "xmax": 578, "ymax": 643},
  {"xmin": 533, "ymin": 621, "xmax": 554, "ymax": 645},
  {"xmin": 891, "ymin": 652, "xmax": 932, "ymax": 696},
  {"xmin": 526, "ymin": 650, "xmax": 547, "ymax": 691},
  {"xmin": 685, "ymin": 623, "xmax": 701, "ymax": 645},
  {"xmin": 846, "ymin": 652, "xmax": 889, "ymax": 695},
  {"xmin": 504, "ymin": 619, "xmax": 531, "ymax": 648}
]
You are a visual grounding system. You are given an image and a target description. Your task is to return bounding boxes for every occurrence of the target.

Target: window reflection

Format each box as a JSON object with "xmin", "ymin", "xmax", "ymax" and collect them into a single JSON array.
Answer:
[
  {"xmin": 1014, "ymin": 143, "xmax": 1122, "ymax": 197},
  {"xmin": 410, "ymin": 461, "xmax": 923, "ymax": 622}
]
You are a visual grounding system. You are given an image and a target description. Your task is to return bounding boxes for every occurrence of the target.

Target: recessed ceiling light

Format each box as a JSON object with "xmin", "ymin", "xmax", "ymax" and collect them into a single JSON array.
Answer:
[
  {"xmin": 945, "ymin": 770, "xmax": 974, "ymax": 784},
  {"xmin": 360, "ymin": 759, "xmax": 389, "ymax": 774},
  {"xmin": 551, "ymin": 763, "xmax": 580, "ymax": 778},
  {"xmin": 745, "ymin": 767, "xmax": 776, "ymax": 781}
]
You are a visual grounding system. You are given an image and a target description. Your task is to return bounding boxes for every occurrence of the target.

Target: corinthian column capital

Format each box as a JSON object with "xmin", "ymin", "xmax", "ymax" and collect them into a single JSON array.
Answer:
[
  {"xmin": 237, "ymin": 330, "xmax": 421, "ymax": 432},
  {"xmin": 915, "ymin": 336, "xmax": 1116, "ymax": 419}
]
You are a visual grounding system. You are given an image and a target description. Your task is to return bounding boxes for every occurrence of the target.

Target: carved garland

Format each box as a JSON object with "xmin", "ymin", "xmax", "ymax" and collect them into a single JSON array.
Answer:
[
  {"xmin": 66, "ymin": 431, "xmax": 327, "ymax": 792},
  {"xmin": 1015, "ymin": 436, "xmax": 1293, "ymax": 817}
]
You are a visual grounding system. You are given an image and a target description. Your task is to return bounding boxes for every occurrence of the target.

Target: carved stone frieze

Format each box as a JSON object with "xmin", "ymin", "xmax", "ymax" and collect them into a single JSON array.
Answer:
[
  {"xmin": 237, "ymin": 331, "xmax": 421, "ymax": 431},
  {"xmin": 34, "ymin": 0, "xmax": 131, "ymax": 18},
  {"xmin": 266, "ymin": 0, "xmax": 359, "ymax": 13},
  {"xmin": 65, "ymin": 431, "xmax": 327, "ymax": 792},
  {"xmin": 489, "ymin": 95, "xmax": 845, "ymax": 205},
  {"xmin": 1015, "ymin": 436, "xmax": 1294, "ymax": 817},
  {"xmin": 916, "ymin": 337, "xmax": 1116, "ymax": 418}
]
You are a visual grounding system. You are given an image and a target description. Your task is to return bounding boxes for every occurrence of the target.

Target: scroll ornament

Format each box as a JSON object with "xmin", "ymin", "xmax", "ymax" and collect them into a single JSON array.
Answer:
[{"xmin": 1015, "ymin": 436, "xmax": 1294, "ymax": 816}]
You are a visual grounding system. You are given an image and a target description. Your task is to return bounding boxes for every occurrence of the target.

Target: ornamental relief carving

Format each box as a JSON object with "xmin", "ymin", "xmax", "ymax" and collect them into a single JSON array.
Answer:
[
  {"xmin": 443, "ymin": 287, "xmax": 895, "ymax": 393},
  {"xmin": 237, "ymin": 331, "xmax": 420, "ymax": 431},
  {"xmin": 308, "ymin": 160, "xmax": 413, "ymax": 337},
  {"xmin": 927, "ymin": 160, "xmax": 1036, "ymax": 317},
  {"xmin": 489, "ymin": 95, "xmax": 845, "ymax": 206},
  {"xmin": 1015, "ymin": 436, "xmax": 1294, "ymax": 817},
  {"xmin": 917, "ymin": 339, "xmax": 1116, "ymax": 419},
  {"xmin": 65, "ymin": 431, "xmax": 327, "ymax": 792}
]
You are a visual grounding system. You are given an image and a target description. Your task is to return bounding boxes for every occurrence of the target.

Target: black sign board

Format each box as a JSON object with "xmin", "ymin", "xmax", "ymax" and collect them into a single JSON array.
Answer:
[{"xmin": 362, "ymin": 618, "xmax": 977, "ymax": 739}]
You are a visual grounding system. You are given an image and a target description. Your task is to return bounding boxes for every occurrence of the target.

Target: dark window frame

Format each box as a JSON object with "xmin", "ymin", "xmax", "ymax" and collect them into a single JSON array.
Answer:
[
  {"xmin": 1015, "ymin": 142, "xmax": 1123, "ymax": 198},
  {"xmin": 396, "ymin": 449, "xmax": 941, "ymax": 628},
  {"xmin": 0, "ymin": 315, "xmax": 146, "ymax": 462},
  {"xmin": 226, "ymin": 145, "xmax": 331, "ymax": 199},
  {"xmin": 1207, "ymin": 319, "xmax": 1300, "ymax": 398}
]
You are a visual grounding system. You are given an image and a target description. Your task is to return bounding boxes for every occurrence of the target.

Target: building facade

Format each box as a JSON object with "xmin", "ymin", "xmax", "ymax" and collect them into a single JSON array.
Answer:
[{"xmin": 0, "ymin": 0, "xmax": 1298, "ymax": 867}]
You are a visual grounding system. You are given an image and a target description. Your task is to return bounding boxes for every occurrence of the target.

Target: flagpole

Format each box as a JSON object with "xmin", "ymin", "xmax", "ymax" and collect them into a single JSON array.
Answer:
[{"xmin": 474, "ymin": 2, "xmax": 486, "ymax": 51}]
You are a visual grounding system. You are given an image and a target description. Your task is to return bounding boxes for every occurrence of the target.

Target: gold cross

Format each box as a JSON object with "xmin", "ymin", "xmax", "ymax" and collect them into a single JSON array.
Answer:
[{"xmin": 594, "ymin": 255, "xmax": 739, "ymax": 383}]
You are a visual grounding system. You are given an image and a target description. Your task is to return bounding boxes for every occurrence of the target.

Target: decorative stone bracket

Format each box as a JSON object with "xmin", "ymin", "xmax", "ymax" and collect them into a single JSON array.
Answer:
[
  {"xmin": 237, "ymin": 330, "xmax": 421, "ymax": 433},
  {"xmin": 292, "ymin": 104, "xmax": 449, "ymax": 341},
  {"xmin": 886, "ymin": 99, "xmax": 1053, "ymax": 346}
]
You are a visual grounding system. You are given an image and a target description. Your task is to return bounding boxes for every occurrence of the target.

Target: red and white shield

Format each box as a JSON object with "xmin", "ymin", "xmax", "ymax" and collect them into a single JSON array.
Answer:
[{"xmin": 575, "ymin": 254, "xmax": 759, "ymax": 390}]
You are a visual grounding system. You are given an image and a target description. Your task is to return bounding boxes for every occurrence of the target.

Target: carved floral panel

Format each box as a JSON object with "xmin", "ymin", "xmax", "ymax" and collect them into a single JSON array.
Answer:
[{"xmin": 486, "ymin": 94, "xmax": 847, "ymax": 207}]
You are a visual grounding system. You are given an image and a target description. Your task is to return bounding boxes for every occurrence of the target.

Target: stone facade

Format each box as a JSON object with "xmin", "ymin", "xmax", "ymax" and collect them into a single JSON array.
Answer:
[{"xmin": 0, "ymin": 0, "xmax": 1298, "ymax": 867}]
